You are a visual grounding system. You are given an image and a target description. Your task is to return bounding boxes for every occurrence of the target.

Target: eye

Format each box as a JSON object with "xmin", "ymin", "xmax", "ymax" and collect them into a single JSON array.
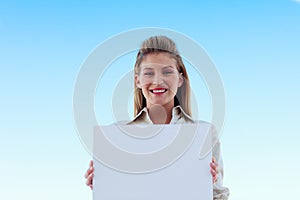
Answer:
[
  {"xmin": 163, "ymin": 70, "xmax": 174, "ymax": 75},
  {"xmin": 143, "ymin": 71, "xmax": 154, "ymax": 76}
]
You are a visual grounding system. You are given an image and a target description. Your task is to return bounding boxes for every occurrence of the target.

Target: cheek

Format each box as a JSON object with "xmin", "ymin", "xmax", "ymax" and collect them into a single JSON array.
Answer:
[
  {"xmin": 139, "ymin": 82, "xmax": 149, "ymax": 91},
  {"xmin": 168, "ymin": 79, "xmax": 179, "ymax": 87},
  {"xmin": 139, "ymin": 78, "xmax": 152, "ymax": 87},
  {"xmin": 167, "ymin": 80, "xmax": 180, "ymax": 93}
]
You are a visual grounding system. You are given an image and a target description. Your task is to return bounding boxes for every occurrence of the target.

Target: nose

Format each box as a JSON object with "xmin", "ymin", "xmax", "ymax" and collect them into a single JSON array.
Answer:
[{"xmin": 152, "ymin": 73, "xmax": 164, "ymax": 84}]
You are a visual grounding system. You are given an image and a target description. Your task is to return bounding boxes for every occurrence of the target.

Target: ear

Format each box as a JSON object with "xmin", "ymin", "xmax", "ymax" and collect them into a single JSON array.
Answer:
[
  {"xmin": 135, "ymin": 74, "xmax": 142, "ymax": 88},
  {"xmin": 178, "ymin": 73, "xmax": 184, "ymax": 88}
]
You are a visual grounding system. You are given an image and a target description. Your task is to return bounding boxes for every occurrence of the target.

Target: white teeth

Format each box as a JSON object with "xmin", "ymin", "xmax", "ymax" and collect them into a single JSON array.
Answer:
[{"xmin": 153, "ymin": 89, "xmax": 166, "ymax": 93}]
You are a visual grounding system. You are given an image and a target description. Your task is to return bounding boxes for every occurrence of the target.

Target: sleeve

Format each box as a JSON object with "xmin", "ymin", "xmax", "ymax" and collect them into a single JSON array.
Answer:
[{"xmin": 211, "ymin": 126, "xmax": 230, "ymax": 200}]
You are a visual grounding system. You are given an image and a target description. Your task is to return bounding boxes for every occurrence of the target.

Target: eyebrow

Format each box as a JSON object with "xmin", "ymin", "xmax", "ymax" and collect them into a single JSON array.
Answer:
[
  {"xmin": 163, "ymin": 65, "xmax": 176, "ymax": 70},
  {"xmin": 142, "ymin": 67, "xmax": 154, "ymax": 71},
  {"xmin": 142, "ymin": 65, "xmax": 176, "ymax": 70}
]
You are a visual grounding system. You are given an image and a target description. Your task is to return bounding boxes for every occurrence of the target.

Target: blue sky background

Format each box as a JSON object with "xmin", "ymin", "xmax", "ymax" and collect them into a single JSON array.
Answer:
[{"xmin": 1, "ymin": 0, "xmax": 299, "ymax": 199}]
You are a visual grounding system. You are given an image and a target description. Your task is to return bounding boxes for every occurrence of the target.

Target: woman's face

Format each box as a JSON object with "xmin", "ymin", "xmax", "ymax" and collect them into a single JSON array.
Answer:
[{"xmin": 135, "ymin": 52, "xmax": 183, "ymax": 109}]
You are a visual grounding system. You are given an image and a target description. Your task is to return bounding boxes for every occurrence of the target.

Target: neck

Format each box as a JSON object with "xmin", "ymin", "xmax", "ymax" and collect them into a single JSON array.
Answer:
[{"xmin": 147, "ymin": 102, "xmax": 174, "ymax": 124}]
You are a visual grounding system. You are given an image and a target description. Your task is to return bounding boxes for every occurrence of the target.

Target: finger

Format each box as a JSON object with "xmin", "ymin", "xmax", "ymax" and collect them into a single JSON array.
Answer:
[
  {"xmin": 212, "ymin": 156, "xmax": 217, "ymax": 164},
  {"xmin": 89, "ymin": 160, "xmax": 94, "ymax": 167},
  {"xmin": 84, "ymin": 165, "xmax": 94, "ymax": 179},
  {"xmin": 84, "ymin": 166, "xmax": 94, "ymax": 179},
  {"xmin": 214, "ymin": 171, "xmax": 218, "ymax": 183},
  {"xmin": 213, "ymin": 176, "xmax": 218, "ymax": 183},
  {"xmin": 211, "ymin": 170, "xmax": 217, "ymax": 183},
  {"xmin": 210, "ymin": 162, "xmax": 217, "ymax": 170},
  {"xmin": 212, "ymin": 156, "xmax": 215, "ymax": 162},
  {"xmin": 211, "ymin": 157, "xmax": 219, "ymax": 169},
  {"xmin": 86, "ymin": 173, "xmax": 94, "ymax": 186},
  {"xmin": 211, "ymin": 172, "xmax": 217, "ymax": 183},
  {"xmin": 210, "ymin": 169, "xmax": 217, "ymax": 177}
]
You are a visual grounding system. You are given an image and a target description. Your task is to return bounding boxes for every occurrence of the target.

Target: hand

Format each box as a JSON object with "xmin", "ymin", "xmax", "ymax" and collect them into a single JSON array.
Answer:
[
  {"xmin": 84, "ymin": 160, "xmax": 94, "ymax": 190},
  {"xmin": 210, "ymin": 157, "xmax": 219, "ymax": 183}
]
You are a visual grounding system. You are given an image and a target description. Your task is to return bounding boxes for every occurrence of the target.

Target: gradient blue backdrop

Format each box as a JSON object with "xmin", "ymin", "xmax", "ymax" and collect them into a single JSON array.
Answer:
[{"xmin": 1, "ymin": 0, "xmax": 299, "ymax": 199}]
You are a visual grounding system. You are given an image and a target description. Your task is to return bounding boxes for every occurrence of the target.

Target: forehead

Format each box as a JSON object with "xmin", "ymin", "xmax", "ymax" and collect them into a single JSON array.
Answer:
[{"xmin": 140, "ymin": 52, "xmax": 177, "ymax": 68}]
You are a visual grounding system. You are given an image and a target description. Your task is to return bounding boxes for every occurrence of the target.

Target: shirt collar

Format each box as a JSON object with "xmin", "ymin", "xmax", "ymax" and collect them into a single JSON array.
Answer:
[{"xmin": 129, "ymin": 105, "xmax": 194, "ymax": 124}]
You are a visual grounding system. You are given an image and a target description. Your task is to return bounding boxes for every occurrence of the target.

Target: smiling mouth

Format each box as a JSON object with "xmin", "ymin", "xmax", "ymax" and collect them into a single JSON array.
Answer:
[{"xmin": 150, "ymin": 89, "xmax": 168, "ymax": 94}]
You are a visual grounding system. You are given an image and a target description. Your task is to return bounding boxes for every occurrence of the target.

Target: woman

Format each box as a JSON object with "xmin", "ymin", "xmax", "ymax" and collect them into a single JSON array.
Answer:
[{"xmin": 85, "ymin": 36, "xmax": 230, "ymax": 199}]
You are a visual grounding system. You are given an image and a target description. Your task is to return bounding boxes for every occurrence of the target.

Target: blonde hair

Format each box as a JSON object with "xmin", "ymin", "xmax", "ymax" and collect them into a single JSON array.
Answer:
[{"xmin": 133, "ymin": 36, "xmax": 191, "ymax": 117}]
